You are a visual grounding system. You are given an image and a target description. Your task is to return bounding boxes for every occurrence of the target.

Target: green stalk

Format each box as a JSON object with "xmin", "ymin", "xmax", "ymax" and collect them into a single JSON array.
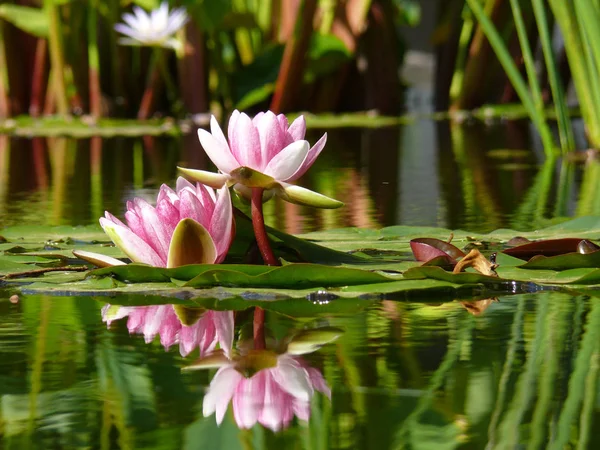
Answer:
[
  {"xmin": 548, "ymin": 0, "xmax": 600, "ymax": 148},
  {"xmin": 0, "ymin": 22, "xmax": 10, "ymax": 117},
  {"xmin": 88, "ymin": 0, "xmax": 102, "ymax": 117},
  {"xmin": 44, "ymin": 0, "xmax": 70, "ymax": 116},
  {"xmin": 449, "ymin": 5, "xmax": 475, "ymax": 104},
  {"xmin": 465, "ymin": 0, "xmax": 556, "ymax": 156},
  {"xmin": 508, "ymin": 0, "xmax": 544, "ymax": 114},
  {"xmin": 532, "ymin": 0, "xmax": 574, "ymax": 152}
]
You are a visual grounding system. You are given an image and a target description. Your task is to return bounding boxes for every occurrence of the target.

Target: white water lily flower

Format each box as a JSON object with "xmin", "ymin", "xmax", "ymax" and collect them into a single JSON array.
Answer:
[{"xmin": 114, "ymin": 2, "xmax": 188, "ymax": 50}]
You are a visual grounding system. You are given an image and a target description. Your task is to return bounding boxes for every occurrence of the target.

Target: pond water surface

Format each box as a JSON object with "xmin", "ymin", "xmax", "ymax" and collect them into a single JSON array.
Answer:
[{"xmin": 1, "ymin": 118, "xmax": 599, "ymax": 449}]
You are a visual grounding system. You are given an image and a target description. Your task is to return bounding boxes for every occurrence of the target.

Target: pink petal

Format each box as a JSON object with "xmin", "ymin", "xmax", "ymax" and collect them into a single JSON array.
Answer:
[
  {"xmin": 178, "ymin": 189, "xmax": 211, "ymax": 229},
  {"xmin": 203, "ymin": 366, "xmax": 243, "ymax": 424},
  {"xmin": 288, "ymin": 132, "xmax": 327, "ymax": 181},
  {"xmin": 209, "ymin": 115, "xmax": 229, "ymax": 150},
  {"xmin": 258, "ymin": 374, "xmax": 292, "ymax": 432},
  {"xmin": 272, "ymin": 356, "xmax": 313, "ymax": 402},
  {"xmin": 99, "ymin": 218, "xmax": 164, "ymax": 267},
  {"xmin": 209, "ymin": 186, "xmax": 233, "ymax": 262},
  {"xmin": 229, "ymin": 112, "xmax": 261, "ymax": 169},
  {"xmin": 227, "ymin": 110, "xmax": 240, "ymax": 141},
  {"xmin": 263, "ymin": 140, "xmax": 309, "ymax": 181},
  {"xmin": 136, "ymin": 201, "xmax": 171, "ymax": 262},
  {"xmin": 292, "ymin": 399, "xmax": 311, "ymax": 422},
  {"xmin": 198, "ymin": 128, "xmax": 239, "ymax": 174},
  {"xmin": 276, "ymin": 114, "xmax": 289, "ymax": 133},
  {"xmin": 233, "ymin": 373, "xmax": 264, "ymax": 429},
  {"xmin": 193, "ymin": 183, "xmax": 217, "ymax": 218},
  {"xmin": 212, "ymin": 311, "xmax": 234, "ymax": 357},
  {"xmin": 256, "ymin": 111, "xmax": 286, "ymax": 170},
  {"xmin": 306, "ymin": 367, "xmax": 331, "ymax": 399},
  {"xmin": 287, "ymin": 115, "xmax": 306, "ymax": 142},
  {"xmin": 104, "ymin": 211, "xmax": 126, "ymax": 227}
]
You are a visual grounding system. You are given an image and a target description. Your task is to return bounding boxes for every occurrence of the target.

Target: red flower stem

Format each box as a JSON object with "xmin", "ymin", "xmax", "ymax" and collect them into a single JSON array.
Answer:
[
  {"xmin": 251, "ymin": 187, "xmax": 279, "ymax": 266},
  {"xmin": 253, "ymin": 307, "xmax": 266, "ymax": 350}
]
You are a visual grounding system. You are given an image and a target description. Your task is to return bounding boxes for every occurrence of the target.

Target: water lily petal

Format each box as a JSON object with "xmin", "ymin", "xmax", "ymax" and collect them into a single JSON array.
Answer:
[
  {"xmin": 277, "ymin": 182, "xmax": 344, "ymax": 209},
  {"xmin": 203, "ymin": 366, "xmax": 243, "ymax": 424},
  {"xmin": 229, "ymin": 112, "xmax": 261, "ymax": 168},
  {"xmin": 233, "ymin": 373, "xmax": 264, "ymax": 429},
  {"xmin": 197, "ymin": 128, "xmax": 239, "ymax": 173},
  {"xmin": 99, "ymin": 218, "xmax": 164, "ymax": 266},
  {"xmin": 209, "ymin": 186, "xmax": 233, "ymax": 262},
  {"xmin": 272, "ymin": 356, "xmax": 313, "ymax": 402},
  {"xmin": 114, "ymin": 23, "xmax": 139, "ymax": 39},
  {"xmin": 212, "ymin": 311, "xmax": 234, "ymax": 357},
  {"xmin": 166, "ymin": 218, "xmax": 217, "ymax": 267},
  {"xmin": 72, "ymin": 250, "xmax": 126, "ymax": 268},
  {"xmin": 287, "ymin": 115, "xmax": 306, "ymax": 142},
  {"xmin": 306, "ymin": 367, "xmax": 331, "ymax": 398},
  {"xmin": 256, "ymin": 111, "xmax": 286, "ymax": 170},
  {"xmin": 263, "ymin": 140, "xmax": 309, "ymax": 181},
  {"xmin": 178, "ymin": 167, "xmax": 229, "ymax": 189},
  {"xmin": 288, "ymin": 132, "xmax": 327, "ymax": 181}
]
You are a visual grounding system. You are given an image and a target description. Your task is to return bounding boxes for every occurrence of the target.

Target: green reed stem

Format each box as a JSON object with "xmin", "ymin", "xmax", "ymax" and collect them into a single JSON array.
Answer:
[
  {"xmin": 44, "ymin": 0, "xmax": 69, "ymax": 116},
  {"xmin": 548, "ymin": 0, "xmax": 600, "ymax": 148},
  {"xmin": 0, "ymin": 23, "xmax": 10, "ymax": 118},
  {"xmin": 88, "ymin": 1, "xmax": 102, "ymax": 117},
  {"xmin": 509, "ymin": 0, "xmax": 545, "ymax": 123},
  {"xmin": 465, "ymin": 0, "xmax": 556, "ymax": 156},
  {"xmin": 154, "ymin": 48, "xmax": 177, "ymax": 106},
  {"xmin": 449, "ymin": 5, "xmax": 475, "ymax": 104},
  {"xmin": 532, "ymin": 0, "xmax": 574, "ymax": 152}
]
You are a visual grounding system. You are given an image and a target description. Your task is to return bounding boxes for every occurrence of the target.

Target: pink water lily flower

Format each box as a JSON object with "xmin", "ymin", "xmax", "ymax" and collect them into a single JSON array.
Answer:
[
  {"xmin": 102, "ymin": 304, "xmax": 234, "ymax": 358},
  {"xmin": 178, "ymin": 110, "xmax": 343, "ymax": 209},
  {"xmin": 202, "ymin": 352, "xmax": 330, "ymax": 432},
  {"xmin": 99, "ymin": 177, "xmax": 233, "ymax": 268},
  {"xmin": 187, "ymin": 326, "xmax": 341, "ymax": 432}
]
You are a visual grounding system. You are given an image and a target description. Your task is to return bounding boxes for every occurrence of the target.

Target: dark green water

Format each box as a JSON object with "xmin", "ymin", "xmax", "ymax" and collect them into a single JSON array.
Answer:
[{"xmin": 1, "ymin": 119, "xmax": 600, "ymax": 449}]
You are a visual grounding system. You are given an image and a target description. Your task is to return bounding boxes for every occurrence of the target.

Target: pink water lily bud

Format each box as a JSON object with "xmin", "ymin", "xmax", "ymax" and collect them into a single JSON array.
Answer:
[
  {"xmin": 178, "ymin": 110, "xmax": 343, "ymax": 209},
  {"xmin": 102, "ymin": 304, "xmax": 234, "ymax": 358},
  {"xmin": 99, "ymin": 177, "xmax": 233, "ymax": 268}
]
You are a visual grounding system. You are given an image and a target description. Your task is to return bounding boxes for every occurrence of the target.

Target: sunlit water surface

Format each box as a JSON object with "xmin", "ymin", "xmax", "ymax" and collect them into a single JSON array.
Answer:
[{"xmin": 1, "ymin": 119, "xmax": 600, "ymax": 448}]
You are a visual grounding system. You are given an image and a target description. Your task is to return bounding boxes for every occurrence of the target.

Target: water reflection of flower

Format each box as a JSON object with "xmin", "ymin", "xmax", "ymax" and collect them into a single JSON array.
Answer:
[
  {"xmin": 188, "ymin": 327, "xmax": 341, "ymax": 432},
  {"xmin": 102, "ymin": 304, "xmax": 233, "ymax": 357}
]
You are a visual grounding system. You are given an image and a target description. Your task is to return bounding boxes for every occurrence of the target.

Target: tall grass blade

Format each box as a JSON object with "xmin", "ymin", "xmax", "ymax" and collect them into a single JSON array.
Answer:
[
  {"xmin": 531, "ymin": 0, "xmax": 574, "ymax": 152},
  {"xmin": 465, "ymin": 0, "xmax": 556, "ymax": 156},
  {"xmin": 88, "ymin": 1, "xmax": 102, "ymax": 117},
  {"xmin": 0, "ymin": 22, "xmax": 10, "ymax": 117},
  {"xmin": 449, "ymin": 5, "xmax": 475, "ymax": 104},
  {"xmin": 44, "ymin": 0, "xmax": 69, "ymax": 116},
  {"xmin": 548, "ymin": 0, "xmax": 600, "ymax": 148}
]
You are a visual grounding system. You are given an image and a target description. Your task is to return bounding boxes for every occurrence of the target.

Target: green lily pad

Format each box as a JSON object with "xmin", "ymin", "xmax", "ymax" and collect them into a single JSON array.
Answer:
[{"xmin": 518, "ymin": 250, "xmax": 600, "ymax": 270}]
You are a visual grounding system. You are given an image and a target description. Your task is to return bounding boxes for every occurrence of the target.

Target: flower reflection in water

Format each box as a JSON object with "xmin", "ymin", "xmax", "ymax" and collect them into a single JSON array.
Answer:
[
  {"xmin": 102, "ymin": 304, "xmax": 234, "ymax": 357},
  {"xmin": 188, "ymin": 326, "xmax": 342, "ymax": 432}
]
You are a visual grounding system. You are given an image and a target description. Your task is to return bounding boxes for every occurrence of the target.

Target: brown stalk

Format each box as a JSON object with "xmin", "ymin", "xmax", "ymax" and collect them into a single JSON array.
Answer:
[
  {"xmin": 270, "ymin": 0, "xmax": 318, "ymax": 113},
  {"xmin": 177, "ymin": 22, "xmax": 209, "ymax": 114},
  {"xmin": 29, "ymin": 39, "xmax": 48, "ymax": 117}
]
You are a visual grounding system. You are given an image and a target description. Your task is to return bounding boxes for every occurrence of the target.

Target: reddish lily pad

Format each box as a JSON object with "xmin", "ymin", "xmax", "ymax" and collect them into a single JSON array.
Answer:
[
  {"xmin": 410, "ymin": 238, "xmax": 466, "ymax": 264},
  {"xmin": 503, "ymin": 238, "xmax": 600, "ymax": 260}
]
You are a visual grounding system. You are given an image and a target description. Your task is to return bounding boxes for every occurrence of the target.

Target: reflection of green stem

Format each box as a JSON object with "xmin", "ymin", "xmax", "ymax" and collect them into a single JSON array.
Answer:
[
  {"xmin": 133, "ymin": 140, "xmax": 144, "ymax": 189},
  {"xmin": 0, "ymin": 136, "xmax": 9, "ymax": 217},
  {"xmin": 512, "ymin": 159, "xmax": 555, "ymax": 230},
  {"xmin": 44, "ymin": 0, "xmax": 69, "ymax": 116},
  {"xmin": 50, "ymin": 138, "xmax": 68, "ymax": 225},
  {"xmin": 552, "ymin": 298, "xmax": 600, "ymax": 450},
  {"xmin": 528, "ymin": 296, "xmax": 570, "ymax": 450},
  {"xmin": 497, "ymin": 295, "xmax": 549, "ymax": 449},
  {"xmin": 28, "ymin": 298, "xmax": 51, "ymax": 435},
  {"xmin": 251, "ymin": 188, "xmax": 279, "ymax": 266},
  {"xmin": 576, "ymin": 160, "xmax": 600, "ymax": 216},
  {"xmin": 487, "ymin": 296, "xmax": 525, "ymax": 447},
  {"xmin": 394, "ymin": 314, "xmax": 472, "ymax": 444},
  {"xmin": 554, "ymin": 162, "xmax": 574, "ymax": 217}
]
